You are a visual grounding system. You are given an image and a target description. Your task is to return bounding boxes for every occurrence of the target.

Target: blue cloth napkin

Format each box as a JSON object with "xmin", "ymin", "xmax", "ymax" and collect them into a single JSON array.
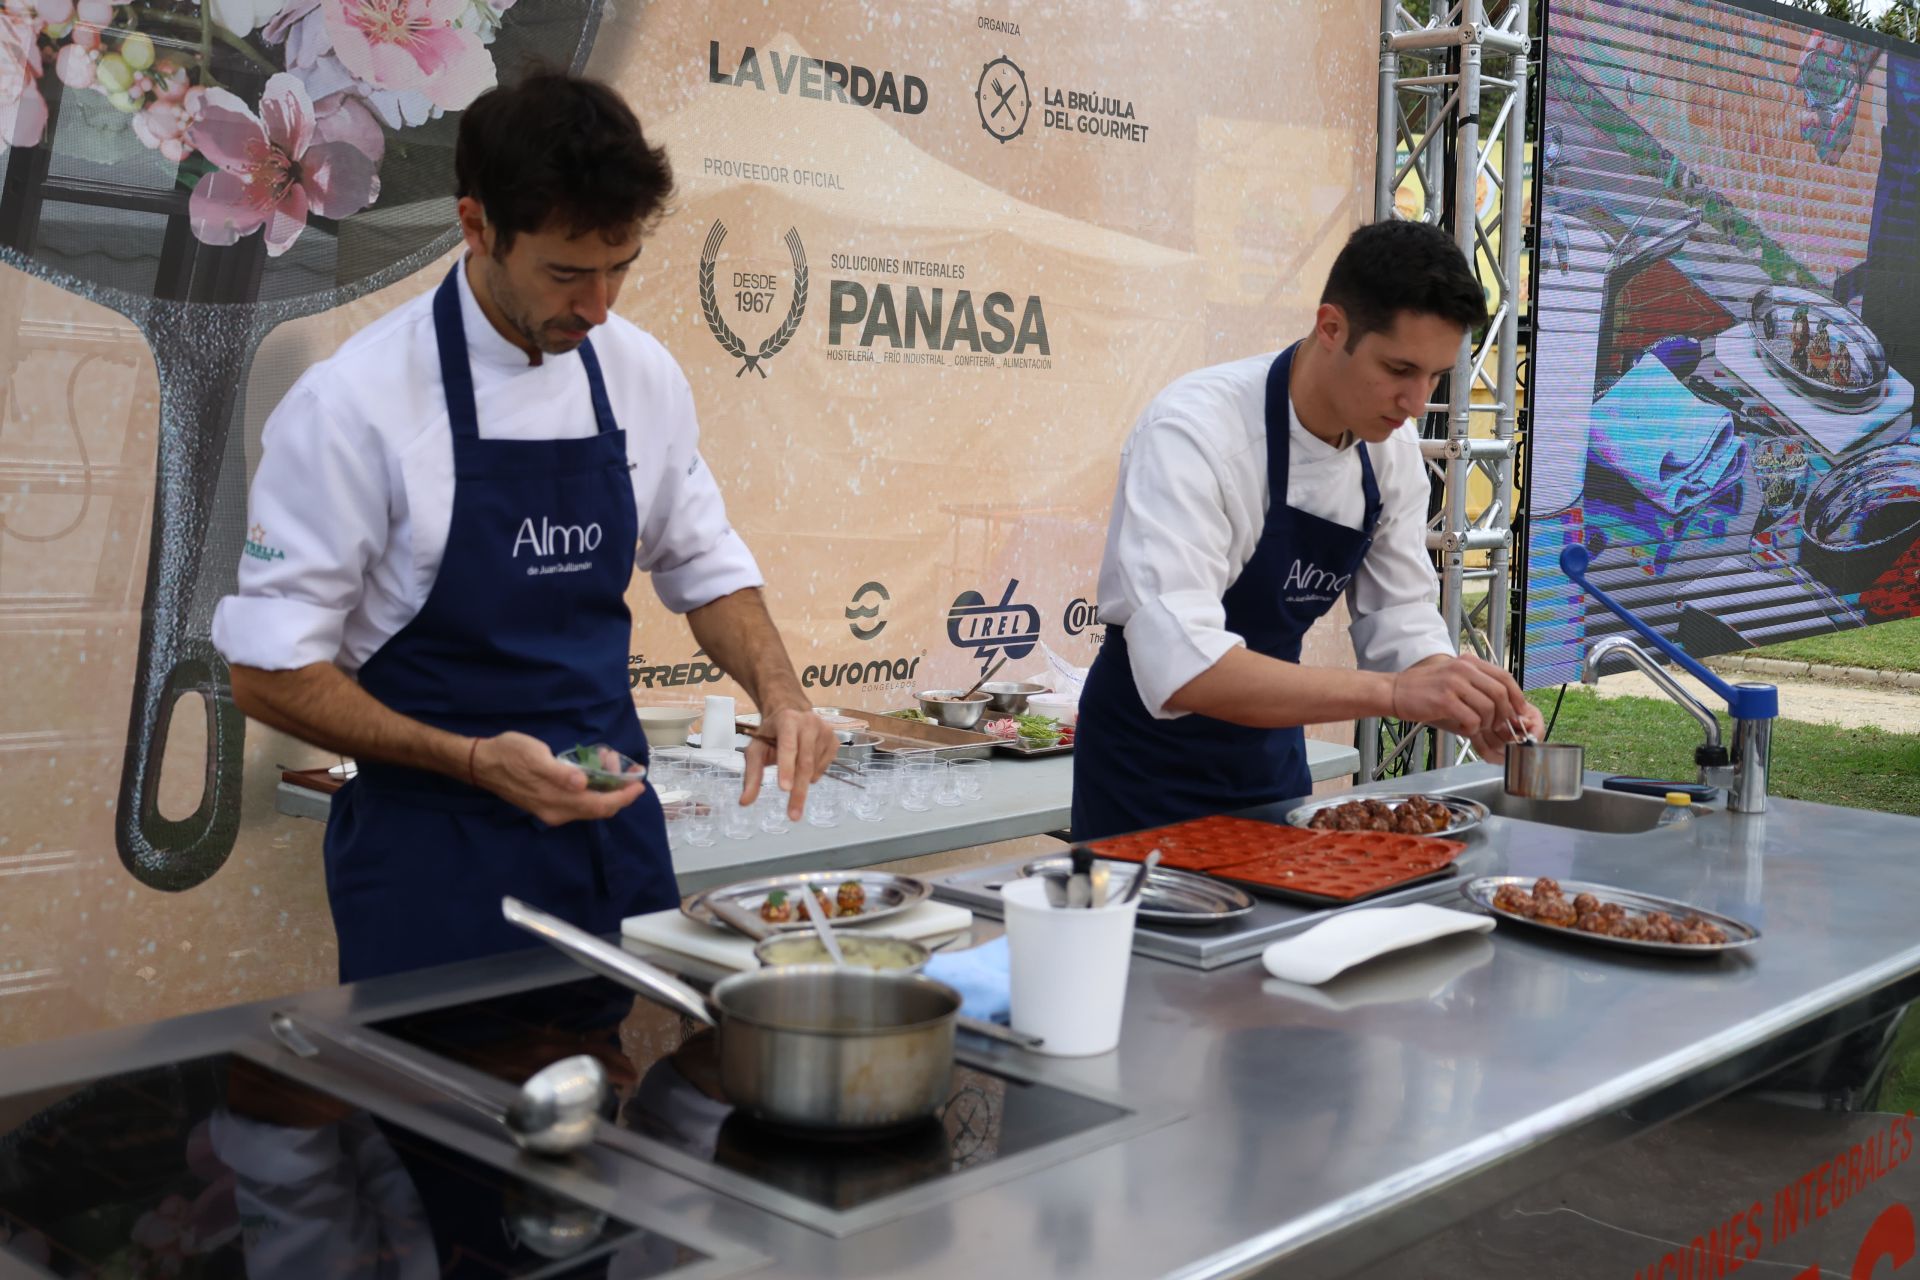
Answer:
[{"xmin": 924, "ymin": 934, "xmax": 1010, "ymax": 1024}]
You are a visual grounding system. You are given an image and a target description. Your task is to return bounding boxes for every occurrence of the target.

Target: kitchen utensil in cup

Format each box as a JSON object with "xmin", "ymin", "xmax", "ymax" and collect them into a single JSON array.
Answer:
[{"xmin": 1000, "ymin": 877, "xmax": 1140, "ymax": 1055}]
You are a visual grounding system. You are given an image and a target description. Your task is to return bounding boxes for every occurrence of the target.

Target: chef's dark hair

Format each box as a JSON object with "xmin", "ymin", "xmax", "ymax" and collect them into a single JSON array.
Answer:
[
  {"xmin": 1321, "ymin": 221, "xmax": 1487, "ymax": 349},
  {"xmin": 456, "ymin": 71, "xmax": 674, "ymax": 253}
]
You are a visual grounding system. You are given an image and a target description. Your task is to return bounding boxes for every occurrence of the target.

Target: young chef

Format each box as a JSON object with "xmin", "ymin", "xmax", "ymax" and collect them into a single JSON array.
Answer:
[
  {"xmin": 1072, "ymin": 221, "xmax": 1544, "ymax": 840},
  {"xmin": 212, "ymin": 72, "xmax": 837, "ymax": 982}
]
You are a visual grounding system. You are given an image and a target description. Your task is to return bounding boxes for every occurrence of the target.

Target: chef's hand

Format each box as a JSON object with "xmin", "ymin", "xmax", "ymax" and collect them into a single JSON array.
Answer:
[
  {"xmin": 1467, "ymin": 698, "xmax": 1546, "ymax": 763},
  {"xmin": 739, "ymin": 705, "xmax": 839, "ymax": 821},
  {"xmin": 473, "ymin": 731, "xmax": 646, "ymax": 825},
  {"xmin": 1390, "ymin": 655, "xmax": 1531, "ymax": 739}
]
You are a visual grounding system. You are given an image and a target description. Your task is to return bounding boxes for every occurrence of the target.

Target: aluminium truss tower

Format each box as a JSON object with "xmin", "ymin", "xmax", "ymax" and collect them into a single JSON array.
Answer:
[{"xmin": 1359, "ymin": 0, "xmax": 1532, "ymax": 780}]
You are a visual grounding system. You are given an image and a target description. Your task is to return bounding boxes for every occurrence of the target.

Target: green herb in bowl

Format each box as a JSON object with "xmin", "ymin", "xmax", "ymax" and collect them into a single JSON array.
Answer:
[{"xmin": 557, "ymin": 743, "xmax": 648, "ymax": 792}]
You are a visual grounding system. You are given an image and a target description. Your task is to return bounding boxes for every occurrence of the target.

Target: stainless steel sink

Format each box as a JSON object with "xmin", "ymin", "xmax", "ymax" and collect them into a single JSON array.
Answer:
[{"xmin": 1441, "ymin": 778, "xmax": 1671, "ymax": 835}]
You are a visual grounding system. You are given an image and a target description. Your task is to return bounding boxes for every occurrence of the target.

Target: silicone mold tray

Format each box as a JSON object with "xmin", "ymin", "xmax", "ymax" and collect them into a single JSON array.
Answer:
[
  {"xmin": 1086, "ymin": 816, "xmax": 1466, "ymax": 904},
  {"xmin": 1087, "ymin": 815, "xmax": 1323, "ymax": 872},
  {"xmin": 1210, "ymin": 833, "xmax": 1467, "ymax": 904}
]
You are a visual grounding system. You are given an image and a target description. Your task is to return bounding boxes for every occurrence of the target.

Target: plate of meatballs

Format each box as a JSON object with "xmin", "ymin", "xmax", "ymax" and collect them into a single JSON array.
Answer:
[
  {"xmin": 1288, "ymin": 793, "xmax": 1489, "ymax": 839},
  {"xmin": 681, "ymin": 871, "xmax": 932, "ymax": 933},
  {"xmin": 1462, "ymin": 876, "xmax": 1760, "ymax": 955}
]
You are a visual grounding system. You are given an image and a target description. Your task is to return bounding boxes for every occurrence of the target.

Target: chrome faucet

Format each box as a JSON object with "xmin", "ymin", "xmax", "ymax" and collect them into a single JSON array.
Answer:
[{"xmin": 1582, "ymin": 636, "xmax": 1773, "ymax": 815}]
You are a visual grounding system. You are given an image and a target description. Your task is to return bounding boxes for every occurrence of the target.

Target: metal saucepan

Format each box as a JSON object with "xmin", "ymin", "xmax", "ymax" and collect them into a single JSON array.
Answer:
[
  {"xmin": 502, "ymin": 897, "xmax": 959, "ymax": 1132},
  {"xmin": 1504, "ymin": 741, "xmax": 1585, "ymax": 801}
]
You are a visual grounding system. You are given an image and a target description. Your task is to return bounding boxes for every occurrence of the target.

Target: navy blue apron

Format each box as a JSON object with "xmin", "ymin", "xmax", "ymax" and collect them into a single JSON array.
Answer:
[
  {"xmin": 1071, "ymin": 345, "xmax": 1384, "ymax": 841},
  {"xmin": 322, "ymin": 265, "xmax": 679, "ymax": 983}
]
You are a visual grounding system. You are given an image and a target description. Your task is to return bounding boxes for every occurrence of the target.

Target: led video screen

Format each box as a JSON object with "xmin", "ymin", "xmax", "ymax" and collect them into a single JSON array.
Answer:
[{"xmin": 1526, "ymin": 0, "xmax": 1920, "ymax": 685}]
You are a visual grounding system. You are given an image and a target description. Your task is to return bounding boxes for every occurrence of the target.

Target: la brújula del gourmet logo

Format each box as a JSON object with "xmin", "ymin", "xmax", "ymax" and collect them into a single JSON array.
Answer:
[
  {"xmin": 947, "ymin": 579, "xmax": 1042, "ymax": 674},
  {"xmin": 699, "ymin": 220, "xmax": 807, "ymax": 378}
]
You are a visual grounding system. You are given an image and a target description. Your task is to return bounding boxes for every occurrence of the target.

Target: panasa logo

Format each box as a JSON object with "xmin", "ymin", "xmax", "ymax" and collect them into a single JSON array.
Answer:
[
  {"xmin": 700, "ymin": 220, "xmax": 807, "ymax": 378},
  {"xmin": 708, "ymin": 43, "xmax": 928, "ymax": 114},
  {"xmin": 947, "ymin": 579, "xmax": 1041, "ymax": 674},
  {"xmin": 846, "ymin": 581, "xmax": 890, "ymax": 640},
  {"xmin": 1282, "ymin": 559, "xmax": 1353, "ymax": 600},
  {"xmin": 828, "ymin": 281, "xmax": 1049, "ymax": 357}
]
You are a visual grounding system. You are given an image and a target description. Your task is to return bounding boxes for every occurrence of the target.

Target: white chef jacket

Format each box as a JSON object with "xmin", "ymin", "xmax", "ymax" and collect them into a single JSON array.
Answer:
[
  {"xmin": 213, "ymin": 263, "xmax": 763, "ymax": 674},
  {"xmin": 1096, "ymin": 350, "xmax": 1455, "ymax": 720}
]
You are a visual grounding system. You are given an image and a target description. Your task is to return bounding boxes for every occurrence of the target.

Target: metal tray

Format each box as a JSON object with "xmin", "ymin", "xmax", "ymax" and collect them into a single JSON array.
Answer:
[
  {"xmin": 684, "ymin": 871, "xmax": 932, "ymax": 933},
  {"xmin": 1461, "ymin": 876, "xmax": 1761, "ymax": 956},
  {"xmin": 991, "ymin": 735, "xmax": 1074, "ymax": 757},
  {"xmin": 1286, "ymin": 793, "xmax": 1489, "ymax": 840},
  {"xmin": 1016, "ymin": 856, "xmax": 1256, "ymax": 926},
  {"xmin": 841, "ymin": 709, "xmax": 999, "ymax": 761}
]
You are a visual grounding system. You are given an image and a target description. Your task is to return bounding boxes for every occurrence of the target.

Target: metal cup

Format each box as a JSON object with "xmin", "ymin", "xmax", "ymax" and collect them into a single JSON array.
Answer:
[{"xmin": 1504, "ymin": 741, "xmax": 1585, "ymax": 801}]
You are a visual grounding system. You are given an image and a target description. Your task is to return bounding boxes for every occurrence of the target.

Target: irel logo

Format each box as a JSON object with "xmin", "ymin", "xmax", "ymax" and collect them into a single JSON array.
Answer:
[{"xmin": 513, "ymin": 517, "xmax": 603, "ymax": 558}]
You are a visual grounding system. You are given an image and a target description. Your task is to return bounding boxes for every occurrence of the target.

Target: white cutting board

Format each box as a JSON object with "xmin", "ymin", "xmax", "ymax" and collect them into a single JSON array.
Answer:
[{"xmin": 622, "ymin": 900, "xmax": 974, "ymax": 972}]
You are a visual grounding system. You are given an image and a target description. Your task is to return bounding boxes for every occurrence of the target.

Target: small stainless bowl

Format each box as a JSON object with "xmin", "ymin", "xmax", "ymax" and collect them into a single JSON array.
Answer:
[
  {"xmin": 978, "ymin": 681, "xmax": 1047, "ymax": 714},
  {"xmin": 837, "ymin": 732, "xmax": 881, "ymax": 765},
  {"xmin": 915, "ymin": 690, "xmax": 990, "ymax": 729},
  {"xmin": 753, "ymin": 933, "xmax": 930, "ymax": 973},
  {"xmin": 1505, "ymin": 741, "xmax": 1585, "ymax": 801}
]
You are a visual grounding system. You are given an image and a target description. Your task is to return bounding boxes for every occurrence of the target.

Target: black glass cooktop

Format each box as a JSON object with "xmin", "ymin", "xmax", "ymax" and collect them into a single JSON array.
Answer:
[
  {"xmin": 374, "ymin": 976, "xmax": 1130, "ymax": 1214},
  {"xmin": 0, "ymin": 1053, "xmax": 702, "ymax": 1278}
]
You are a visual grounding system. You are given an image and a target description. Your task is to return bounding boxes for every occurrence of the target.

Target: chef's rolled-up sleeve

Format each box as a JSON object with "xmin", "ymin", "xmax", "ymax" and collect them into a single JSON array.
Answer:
[
  {"xmin": 1347, "ymin": 431, "xmax": 1456, "ymax": 672},
  {"xmin": 1102, "ymin": 418, "xmax": 1248, "ymax": 720},
  {"xmin": 212, "ymin": 381, "xmax": 389, "ymax": 671},
  {"xmin": 636, "ymin": 374, "xmax": 764, "ymax": 613}
]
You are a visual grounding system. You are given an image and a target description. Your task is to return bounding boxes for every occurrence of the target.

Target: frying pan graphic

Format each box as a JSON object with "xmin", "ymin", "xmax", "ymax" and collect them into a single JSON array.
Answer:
[{"xmin": 0, "ymin": 0, "xmax": 606, "ymax": 891}]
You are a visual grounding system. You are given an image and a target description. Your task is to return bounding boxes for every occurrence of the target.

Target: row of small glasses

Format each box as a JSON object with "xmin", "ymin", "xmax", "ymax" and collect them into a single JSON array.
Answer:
[{"xmin": 660, "ymin": 752, "xmax": 991, "ymax": 848}]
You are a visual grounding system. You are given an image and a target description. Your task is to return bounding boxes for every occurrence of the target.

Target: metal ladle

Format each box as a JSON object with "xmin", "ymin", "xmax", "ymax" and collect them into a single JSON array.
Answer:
[{"xmin": 269, "ymin": 1011, "xmax": 607, "ymax": 1156}]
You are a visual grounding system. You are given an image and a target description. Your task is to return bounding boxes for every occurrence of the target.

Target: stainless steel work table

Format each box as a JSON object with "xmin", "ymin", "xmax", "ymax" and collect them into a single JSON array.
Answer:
[
  {"xmin": 12, "ymin": 762, "xmax": 1920, "ymax": 1279},
  {"xmin": 274, "ymin": 739, "xmax": 1364, "ymax": 893}
]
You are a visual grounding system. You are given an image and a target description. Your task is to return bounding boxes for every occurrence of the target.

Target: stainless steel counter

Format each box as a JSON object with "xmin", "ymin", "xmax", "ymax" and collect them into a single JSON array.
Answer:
[
  {"xmin": 14, "ymin": 762, "xmax": 1920, "ymax": 1279},
  {"xmin": 274, "ymin": 739, "xmax": 1364, "ymax": 894}
]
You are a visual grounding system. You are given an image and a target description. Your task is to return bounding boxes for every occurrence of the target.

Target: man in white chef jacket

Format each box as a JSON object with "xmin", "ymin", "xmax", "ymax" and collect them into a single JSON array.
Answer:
[
  {"xmin": 213, "ymin": 72, "xmax": 836, "ymax": 981},
  {"xmin": 1072, "ymin": 221, "xmax": 1544, "ymax": 839}
]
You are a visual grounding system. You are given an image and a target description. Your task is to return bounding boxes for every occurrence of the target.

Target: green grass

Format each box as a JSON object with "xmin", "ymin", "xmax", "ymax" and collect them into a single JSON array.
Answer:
[
  {"xmin": 1529, "ymin": 687, "xmax": 1920, "ymax": 818},
  {"xmin": 1743, "ymin": 616, "xmax": 1920, "ymax": 675}
]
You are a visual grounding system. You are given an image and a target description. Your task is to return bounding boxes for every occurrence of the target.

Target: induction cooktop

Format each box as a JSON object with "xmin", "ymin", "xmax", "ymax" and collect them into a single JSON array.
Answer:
[
  {"xmin": 373, "ymin": 974, "xmax": 1176, "ymax": 1238},
  {"xmin": 0, "ymin": 1052, "xmax": 703, "ymax": 1279}
]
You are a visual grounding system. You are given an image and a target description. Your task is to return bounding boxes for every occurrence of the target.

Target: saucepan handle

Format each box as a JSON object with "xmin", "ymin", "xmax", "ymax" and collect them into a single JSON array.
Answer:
[{"xmin": 502, "ymin": 897, "xmax": 719, "ymax": 1028}]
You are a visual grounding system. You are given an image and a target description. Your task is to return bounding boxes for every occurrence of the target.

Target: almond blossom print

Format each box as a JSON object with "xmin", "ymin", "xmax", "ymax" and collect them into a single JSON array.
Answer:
[
  {"xmin": 188, "ymin": 71, "xmax": 380, "ymax": 256},
  {"xmin": 322, "ymin": 0, "xmax": 494, "ymax": 110},
  {"xmin": 0, "ymin": 10, "xmax": 47, "ymax": 153}
]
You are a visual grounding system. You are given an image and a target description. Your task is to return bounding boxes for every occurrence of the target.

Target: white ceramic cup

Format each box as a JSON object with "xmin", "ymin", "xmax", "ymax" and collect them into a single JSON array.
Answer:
[
  {"xmin": 1000, "ymin": 877, "xmax": 1140, "ymax": 1057},
  {"xmin": 702, "ymin": 695, "xmax": 736, "ymax": 744}
]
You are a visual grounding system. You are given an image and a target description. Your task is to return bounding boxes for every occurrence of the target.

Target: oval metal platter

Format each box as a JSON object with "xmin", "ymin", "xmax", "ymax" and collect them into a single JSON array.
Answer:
[
  {"xmin": 1461, "ymin": 876, "xmax": 1760, "ymax": 956},
  {"xmin": 684, "ymin": 871, "xmax": 931, "ymax": 933},
  {"xmin": 1286, "ymin": 793, "xmax": 1490, "ymax": 840},
  {"xmin": 1020, "ymin": 856, "xmax": 1257, "ymax": 926}
]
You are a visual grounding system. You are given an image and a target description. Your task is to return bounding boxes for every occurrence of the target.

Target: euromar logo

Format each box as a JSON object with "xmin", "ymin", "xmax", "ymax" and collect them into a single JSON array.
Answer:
[
  {"xmin": 846, "ymin": 581, "xmax": 890, "ymax": 640},
  {"xmin": 947, "ymin": 579, "xmax": 1041, "ymax": 674},
  {"xmin": 699, "ymin": 220, "xmax": 807, "ymax": 378},
  {"xmin": 975, "ymin": 55, "xmax": 1029, "ymax": 143}
]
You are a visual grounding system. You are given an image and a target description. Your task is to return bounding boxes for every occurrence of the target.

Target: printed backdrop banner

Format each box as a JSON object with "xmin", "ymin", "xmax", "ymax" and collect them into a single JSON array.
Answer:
[
  {"xmin": 0, "ymin": 1, "xmax": 1378, "ymax": 1045},
  {"xmin": 1526, "ymin": 0, "xmax": 1920, "ymax": 686}
]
